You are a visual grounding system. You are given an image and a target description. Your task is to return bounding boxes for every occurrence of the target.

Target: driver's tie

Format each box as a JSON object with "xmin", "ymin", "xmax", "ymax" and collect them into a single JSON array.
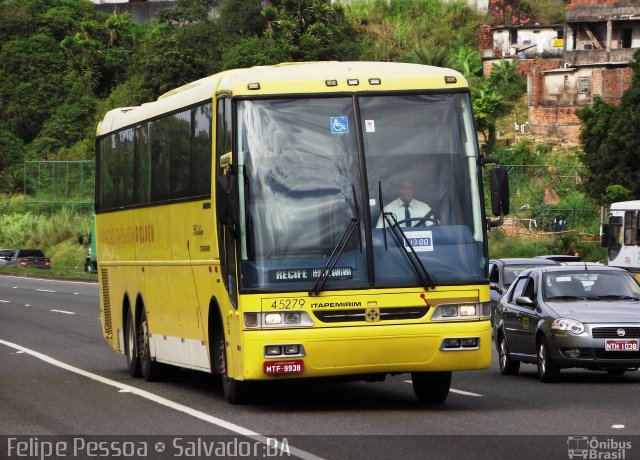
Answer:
[{"xmin": 403, "ymin": 203, "xmax": 411, "ymax": 227}]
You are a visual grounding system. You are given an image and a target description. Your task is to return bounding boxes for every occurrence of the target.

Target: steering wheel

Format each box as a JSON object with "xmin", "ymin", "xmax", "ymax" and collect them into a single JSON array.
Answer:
[{"xmin": 394, "ymin": 216, "xmax": 439, "ymax": 227}]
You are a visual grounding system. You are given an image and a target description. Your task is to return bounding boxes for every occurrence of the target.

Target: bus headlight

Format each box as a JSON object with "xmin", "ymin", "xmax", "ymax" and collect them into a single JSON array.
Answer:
[
  {"xmin": 431, "ymin": 303, "xmax": 481, "ymax": 321},
  {"xmin": 459, "ymin": 305, "xmax": 477, "ymax": 316},
  {"xmin": 244, "ymin": 312, "xmax": 314, "ymax": 328}
]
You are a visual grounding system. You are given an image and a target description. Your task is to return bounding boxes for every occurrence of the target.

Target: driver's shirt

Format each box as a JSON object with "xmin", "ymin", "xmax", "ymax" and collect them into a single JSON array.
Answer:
[{"xmin": 376, "ymin": 198, "xmax": 433, "ymax": 228}]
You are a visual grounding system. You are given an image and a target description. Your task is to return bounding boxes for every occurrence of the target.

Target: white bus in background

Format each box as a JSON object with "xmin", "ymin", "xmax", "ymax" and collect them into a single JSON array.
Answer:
[{"xmin": 601, "ymin": 200, "xmax": 640, "ymax": 281}]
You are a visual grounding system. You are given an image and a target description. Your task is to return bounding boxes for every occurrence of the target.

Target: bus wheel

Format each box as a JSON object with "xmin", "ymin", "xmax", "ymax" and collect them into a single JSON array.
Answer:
[
  {"xmin": 139, "ymin": 308, "xmax": 169, "ymax": 382},
  {"xmin": 411, "ymin": 371, "xmax": 451, "ymax": 404},
  {"xmin": 124, "ymin": 308, "xmax": 141, "ymax": 378},
  {"xmin": 216, "ymin": 329, "xmax": 252, "ymax": 404}
]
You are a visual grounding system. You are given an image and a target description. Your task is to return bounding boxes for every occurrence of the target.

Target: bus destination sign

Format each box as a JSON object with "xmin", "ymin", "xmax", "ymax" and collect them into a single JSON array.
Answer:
[{"xmin": 269, "ymin": 267, "xmax": 353, "ymax": 282}]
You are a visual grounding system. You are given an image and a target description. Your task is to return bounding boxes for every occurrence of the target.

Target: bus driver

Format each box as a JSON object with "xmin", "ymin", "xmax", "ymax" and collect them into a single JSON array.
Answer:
[{"xmin": 376, "ymin": 178, "xmax": 438, "ymax": 228}]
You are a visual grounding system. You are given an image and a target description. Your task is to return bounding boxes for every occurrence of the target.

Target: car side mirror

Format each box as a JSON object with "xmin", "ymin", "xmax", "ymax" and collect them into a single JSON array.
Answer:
[
  {"xmin": 490, "ymin": 282, "xmax": 499, "ymax": 292},
  {"xmin": 216, "ymin": 153, "xmax": 239, "ymax": 226},
  {"xmin": 490, "ymin": 167, "xmax": 510, "ymax": 216},
  {"xmin": 601, "ymin": 224, "xmax": 609, "ymax": 248},
  {"xmin": 515, "ymin": 296, "xmax": 536, "ymax": 308}
]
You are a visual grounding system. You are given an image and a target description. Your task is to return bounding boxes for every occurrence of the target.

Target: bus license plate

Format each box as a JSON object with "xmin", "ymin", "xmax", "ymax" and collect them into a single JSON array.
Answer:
[
  {"xmin": 605, "ymin": 339, "xmax": 639, "ymax": 351},
  {"xmin": 263, "ymin": 360, "xmax": 304, "ymax": 375}
]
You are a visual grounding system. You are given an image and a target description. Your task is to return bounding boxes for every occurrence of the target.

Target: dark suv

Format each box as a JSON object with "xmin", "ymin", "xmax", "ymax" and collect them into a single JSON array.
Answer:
[{"xmin": 6, "ymin": 249, "xmax": 51, "ymax": 269}]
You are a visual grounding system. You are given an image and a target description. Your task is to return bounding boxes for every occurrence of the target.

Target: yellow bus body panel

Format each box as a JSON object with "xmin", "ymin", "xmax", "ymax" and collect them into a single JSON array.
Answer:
[{"xmin": 96, "ymin": 61, "xmax": 487, "ymax": 382}]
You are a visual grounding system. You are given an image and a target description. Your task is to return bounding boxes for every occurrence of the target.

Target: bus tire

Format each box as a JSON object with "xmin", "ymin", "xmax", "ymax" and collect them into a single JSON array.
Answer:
[
  {"xmin": 411, "ymin": 371, "xmax": 451, "ymax": 404},
  {"xmin": 216, "ymin": 327, "xmax": 252, "ymax": 404},
  {"xmin": 124, "ymin": 308, "xmax": 141, "ymax": 378},
  {"xmin": 139, "ymin": 308, "xmax": 169, "ymax": 382}
]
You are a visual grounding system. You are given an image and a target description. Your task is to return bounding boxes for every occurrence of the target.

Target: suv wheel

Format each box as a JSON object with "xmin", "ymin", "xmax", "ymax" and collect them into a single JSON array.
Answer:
[{"xmin": 498, "ymin": 334, "xmax": 520, "ymax": 375}]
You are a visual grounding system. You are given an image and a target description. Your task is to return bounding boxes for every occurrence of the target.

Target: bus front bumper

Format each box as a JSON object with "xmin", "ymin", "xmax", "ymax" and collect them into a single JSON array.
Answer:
[{"xmin": 240, "ymin": 321, "xmax": 491, "ymax": 381}]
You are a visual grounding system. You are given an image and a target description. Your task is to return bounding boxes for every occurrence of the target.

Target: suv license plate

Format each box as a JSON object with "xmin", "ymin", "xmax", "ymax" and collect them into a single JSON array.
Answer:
[{"xmin": 605, "ymin": 339, "xmax": 639, "ymax": 351}]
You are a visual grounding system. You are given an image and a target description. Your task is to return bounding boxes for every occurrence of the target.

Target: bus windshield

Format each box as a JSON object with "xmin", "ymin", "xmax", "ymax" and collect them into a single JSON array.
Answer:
[{"xmin": 236, "ymin": 93, "xmax": 485, "ymax": 292}]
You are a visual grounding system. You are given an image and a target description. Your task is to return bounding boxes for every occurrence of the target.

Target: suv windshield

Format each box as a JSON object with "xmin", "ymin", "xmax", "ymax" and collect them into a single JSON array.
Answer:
[
  {"xmin": 543, "ymin": 271, "xmax": 640, "ymax": 301},
  {"xmin": 19, "ymin": 250, "xmax": 45, "ymax": 258},
  {"xmin": 236, "ymin": 93, "xmax": 485, "ymax": 292}
]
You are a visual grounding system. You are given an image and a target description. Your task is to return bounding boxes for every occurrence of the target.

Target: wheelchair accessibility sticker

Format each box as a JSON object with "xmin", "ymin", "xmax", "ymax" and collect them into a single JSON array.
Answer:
[{"xmin": 331, "ymin": 116, "xmax": 349, "ymax": 135}]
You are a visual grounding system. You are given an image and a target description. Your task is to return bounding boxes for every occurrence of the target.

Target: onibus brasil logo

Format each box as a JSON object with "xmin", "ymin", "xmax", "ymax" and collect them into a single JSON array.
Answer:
[{"xmin": 567, "ymin": 436, "xmax": 631, "ymax": 459}]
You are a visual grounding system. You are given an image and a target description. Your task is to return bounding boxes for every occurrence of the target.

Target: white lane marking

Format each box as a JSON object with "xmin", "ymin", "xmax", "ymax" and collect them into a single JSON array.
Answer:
[
  {"xmin": 3, "ymin": 275, "xmax": 96, "ymax": 285},
  {"xmin": 0, "ymin": 339, "xmax": 324, "ymax": 460},
  {"xmin": 37, "ymin": 289, "xmax": 57, "ymax": 293},
  {"xmin": 449, "ymin": 388, "xmax": 483, "ymax": 397},
  {"xmin": 612, "ymin": 425, "xmax": 625, "ymax": 429},
  {"xmin": 404, "ymin": 380, "xmax": 483, "ymax": 397},
  {"xmin": 0, "ymin": 300, "xmax": 9, "ymax": 303},
  {"xmin": 50, "ymin": 310, "xmax": 76, "ymax": 315},
  {"xmin": 25, "ymin": 304, "xmax": 30, "ymax": 307},
  {"xmin": 74, "ymin": 292, "xmax": 79, "ymax": 295}
]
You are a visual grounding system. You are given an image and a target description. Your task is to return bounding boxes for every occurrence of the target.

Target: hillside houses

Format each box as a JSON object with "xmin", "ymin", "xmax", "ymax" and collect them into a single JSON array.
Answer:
[{"xmin": 480, "ymin": 0, "xmax": 639, "ymax": 142}]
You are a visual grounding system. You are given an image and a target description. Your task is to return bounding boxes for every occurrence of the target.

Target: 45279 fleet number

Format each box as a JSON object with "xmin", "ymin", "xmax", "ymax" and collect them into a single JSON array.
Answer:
[{"xmin": 269, "ymin": 298, "xmax": 305, "ymax": 310}]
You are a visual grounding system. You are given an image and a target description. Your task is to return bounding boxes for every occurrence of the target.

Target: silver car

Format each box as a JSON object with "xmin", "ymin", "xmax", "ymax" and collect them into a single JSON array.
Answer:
[{"xmin": 494, "ymin": 265, "xmax": 640, "ymax": 381}]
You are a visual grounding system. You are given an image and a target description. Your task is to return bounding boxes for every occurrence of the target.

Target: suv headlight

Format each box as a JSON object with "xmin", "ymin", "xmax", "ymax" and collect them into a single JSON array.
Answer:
[{"xmin": 551, "ymin": 318, "xmax": 585, "ymax": 335}]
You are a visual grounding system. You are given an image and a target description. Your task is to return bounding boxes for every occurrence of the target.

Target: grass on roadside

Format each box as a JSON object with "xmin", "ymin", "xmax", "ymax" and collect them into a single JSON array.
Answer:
[{"xmin": 488, "ymin": 229, "xmax": 607, "ymax": 262}]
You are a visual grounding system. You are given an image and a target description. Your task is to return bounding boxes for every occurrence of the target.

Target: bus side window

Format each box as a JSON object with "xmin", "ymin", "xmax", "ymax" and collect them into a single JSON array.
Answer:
[{"xmin": 624, "ymin": 211, "xmax": 637, "ymax": 245}]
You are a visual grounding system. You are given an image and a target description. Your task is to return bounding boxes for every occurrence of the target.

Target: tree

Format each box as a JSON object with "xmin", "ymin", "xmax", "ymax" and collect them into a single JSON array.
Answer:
[
  {"xmin": 488, "ymin": 59, "xmax": 526, "ymax": 101},
  {"xmin": 222, "ymin": 36, "xmax": 292, "ymax": 69},
  {"xmin": 132, "ymin": 24, "xmax": 219, "ymax": 100},
  {"xmin": 0, "ymin": 123, "xmax": 25, "ymax": 193},
  {"xmin": 261, "ymin": 0, "xmax": 360, "ymax": 62},
  {"xmin": 0, "ymin": 33, "xmax": 67, "ymax": 142},
  {"xmin": 472, "ymin": 81, "xmax": 504, "ymax": 153},
  {"xmin": 217, "ymin": 0, "xmax": 266, "ymax": 44},
  {"xmin": 602, "ymin": 185, "xmax": 633, "ymax": 205},
  {"xmin": 447, "ymin": 45, "xmax": 482, "ymax": 78}
]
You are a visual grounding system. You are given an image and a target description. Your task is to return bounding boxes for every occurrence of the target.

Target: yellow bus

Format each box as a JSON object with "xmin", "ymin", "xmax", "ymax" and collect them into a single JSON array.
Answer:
[{"xmin": 95, "ymin": 61, "xmax": 509, "ymax": 404}]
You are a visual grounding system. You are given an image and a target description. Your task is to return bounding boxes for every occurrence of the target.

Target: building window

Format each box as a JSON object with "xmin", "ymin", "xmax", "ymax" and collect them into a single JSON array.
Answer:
[
  {"xmin": 578, "ymin": 77, "xmax": 589, "ymax": 94},
  {"xmin": 622, "ymin": 29, "xmax": 632, "ymax": 49}
]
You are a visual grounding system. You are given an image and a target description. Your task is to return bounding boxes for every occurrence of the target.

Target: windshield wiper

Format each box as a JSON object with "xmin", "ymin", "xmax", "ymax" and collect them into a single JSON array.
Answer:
[
  {"xmin": 308, "ymin": 217, "xmax": 360, "ymax": 296},
  {"xmin": 382, "ymin": 212, "xmax": 436, "ymax": 290},
  {"xmin": 596, "ymin": 294, "xmax": 640, "ymax": 301},
  {"xmin": 546, "ymin": 295, "xmax": 583, "ymax": 301}
]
